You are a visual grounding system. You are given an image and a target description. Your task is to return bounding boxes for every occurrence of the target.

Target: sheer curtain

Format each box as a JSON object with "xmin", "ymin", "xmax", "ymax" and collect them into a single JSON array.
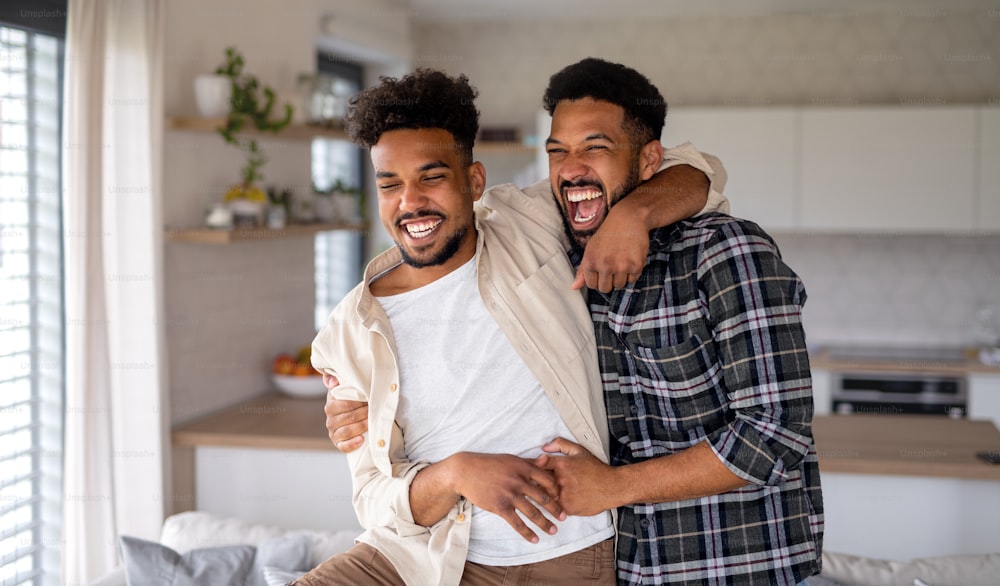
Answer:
[{"xmin": 62, "ymin": 0, "xmax": 167, "ymax": 582}]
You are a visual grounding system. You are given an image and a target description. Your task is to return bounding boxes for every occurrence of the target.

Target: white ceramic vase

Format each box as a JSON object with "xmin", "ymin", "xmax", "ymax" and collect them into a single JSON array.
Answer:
[{"xmin": 194, "ymin": 74, "xmax": 232, "ymax": 118}]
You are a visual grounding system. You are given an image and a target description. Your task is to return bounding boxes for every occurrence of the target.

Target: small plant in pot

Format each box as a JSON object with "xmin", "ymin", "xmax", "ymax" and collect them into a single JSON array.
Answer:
[
  {"xmin": 214, "ymin": 46, "xmax": 293, "ymax": 227},
  {"xmin": 313, "ymin": 179, "xmax": 361, "ymax": 223}
]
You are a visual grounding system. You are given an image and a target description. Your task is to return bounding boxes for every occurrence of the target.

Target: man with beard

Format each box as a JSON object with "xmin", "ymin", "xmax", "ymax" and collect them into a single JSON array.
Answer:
[
  {"xmin": 534, "ymin": 58, "xmax": 824, "ymax": 585},
  {"xmin": 327, "ymin": 59, "xmax": 824, "ymax": 585},
  {"xmin": 293, "ymin": 68, "xmax": 726, "ymax": 585}
]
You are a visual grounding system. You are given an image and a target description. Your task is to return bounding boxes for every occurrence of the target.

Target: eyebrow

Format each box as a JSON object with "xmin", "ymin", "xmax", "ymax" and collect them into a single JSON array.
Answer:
[
  {"xmin": 545, "ymin": 133, "xmax": 614, "ymax": 146},
  {"xmin": 375, "ymin": 160, "xmax": 451, "ymax": 179}
]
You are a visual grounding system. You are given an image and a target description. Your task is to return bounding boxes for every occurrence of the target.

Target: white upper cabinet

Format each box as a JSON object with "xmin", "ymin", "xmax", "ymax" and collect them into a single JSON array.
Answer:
[
  {"xmin": 978, "ymin": 107, "xmax": 1000, "ymax": 232},
  {"xmin": 800, "ymin": 107, "xmax": 978, "ymax": 232},
  {"xmin": 665, "ymin": 108, "xmax": 799, "ymax": 231}
]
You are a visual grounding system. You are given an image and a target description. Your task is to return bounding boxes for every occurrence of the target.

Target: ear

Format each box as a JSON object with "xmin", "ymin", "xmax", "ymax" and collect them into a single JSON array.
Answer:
[
  {"xmin": 638, "ymin": 140, "xmax": 664, "ymax": 182},
  {"xmin": 467, "ymin": 161, "xmax": 486, "ymax": 201}
]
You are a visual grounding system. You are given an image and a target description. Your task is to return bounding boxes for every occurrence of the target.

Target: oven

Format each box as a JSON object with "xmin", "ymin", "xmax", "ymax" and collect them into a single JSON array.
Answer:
[{"xmin": 831, "ymin": 371, "xmax": 968, "ymax": 418}]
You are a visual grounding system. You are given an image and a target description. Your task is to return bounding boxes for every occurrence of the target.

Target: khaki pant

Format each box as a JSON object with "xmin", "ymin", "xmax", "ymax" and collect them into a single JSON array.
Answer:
[{"xmin": 291, "ymin": 539, "xmax": 616, "ymax": 585}]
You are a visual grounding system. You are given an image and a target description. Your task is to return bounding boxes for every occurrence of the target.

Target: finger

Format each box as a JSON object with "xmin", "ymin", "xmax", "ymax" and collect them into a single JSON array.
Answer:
[
  {"xmin": 626, "ymin": 272, "xmax": 639, "ymax": 283},
  {"xmin": 500, "ymin": 509, "xmax": 539, "ymax": 543},
  {"xmin": 612, "ymin": 271, "xmax": 628, "ymax": 290},
  {"xmin": 544, "ymin": 438, "xmax": 583, "ymax": 456},
  {"xmin": 584, "ymin": 270, "xmax": 600, "ymax": 291},
  {"xmin": 330, "ymin": 419, "xmax": 368, "ymax": 443},
  {"xmin": 571, "ymin": 267, "xmax": 586, "ymax": 290},
  {"xmin": 334, "ymin": 435, "xmax": 364, "ymax": 453},
  {"xmin": 515, "ymin": 496, "xmax": 558, "ymax": 536},
  {"xmin": 533, "ymin": 454, "xmax": 551, "ymax": 468},
  {"xmin": 597, "ymin": 271, "xmax": 614, "ymax": 294},
  {"xmin": 322, "ymin": 373, "xmax": 340, "ymax": 389},
  {"xmin": 524, "ymin": 483, "xmax": 566, "ymax": 521},
  {"xmin": 526, "ymin": 466, "xmax": 557, "ymax": 494}
]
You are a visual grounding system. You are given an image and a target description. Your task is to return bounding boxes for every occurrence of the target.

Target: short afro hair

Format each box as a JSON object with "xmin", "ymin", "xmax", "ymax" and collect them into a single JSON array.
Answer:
[
  {"xmin": 345, "ymin": 69, "xmax": 479, "ymax": 165},
  {"xmin": 542, "ymin": 58, "xmax": 666, "ymax": 146}
]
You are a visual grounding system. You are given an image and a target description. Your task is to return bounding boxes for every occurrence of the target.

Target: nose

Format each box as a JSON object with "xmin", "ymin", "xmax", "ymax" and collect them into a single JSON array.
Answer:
[
  {"xmin": 399, "ymin": 183, "xmax": 428, "ymax": 212},
  {"xmin": 558, "ymin": 151, "xmax": 590, "ymax": 182}
]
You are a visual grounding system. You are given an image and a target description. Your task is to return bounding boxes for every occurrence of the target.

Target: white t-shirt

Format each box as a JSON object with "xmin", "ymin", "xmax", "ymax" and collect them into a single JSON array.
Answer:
[{"xmin": 377, "ymin": 256, "xmax": 613, "ymax": 565}]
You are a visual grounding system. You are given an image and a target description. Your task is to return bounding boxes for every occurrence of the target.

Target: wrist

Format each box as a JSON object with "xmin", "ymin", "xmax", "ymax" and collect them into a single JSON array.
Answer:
[
  {"xmin": 612, "ymin": 192, "xmax": 657, "ymax": 231},
  {"xmin": 441, "ymin": 452, "xmax": 467, "ymax": 499},
  {"xmin": 609, "ymin": 463, "xmax": 638, "ymax": 507}
]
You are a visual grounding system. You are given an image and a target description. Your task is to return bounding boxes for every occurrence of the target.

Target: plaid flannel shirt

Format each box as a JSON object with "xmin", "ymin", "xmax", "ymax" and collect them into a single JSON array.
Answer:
[{"xmin": 585, "ymin": 213, "xmax": 824, "ymax": 585}]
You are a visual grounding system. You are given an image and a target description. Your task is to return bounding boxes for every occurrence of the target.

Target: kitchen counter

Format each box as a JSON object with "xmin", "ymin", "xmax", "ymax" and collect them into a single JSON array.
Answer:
[
  {"xmin": 809, "ymin": 346, "xmax": 1000, "ymax": 376},
  {"xmin": 173, "ymin": 392, "xmax": 332, "ymax": 451},
  {"xmin": 814, "ymin": 414, "xmax": 1000, "ymax": 480},
  {"xmin": 172, "ymin": 394, "xmax": 1000, "ymax": 481}
]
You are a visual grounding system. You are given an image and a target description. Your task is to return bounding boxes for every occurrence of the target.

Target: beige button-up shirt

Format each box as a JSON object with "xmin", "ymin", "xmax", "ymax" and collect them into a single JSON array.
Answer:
[{"xmin": 311, "ymin": 143, "xmax": 727, "ymax": 586}]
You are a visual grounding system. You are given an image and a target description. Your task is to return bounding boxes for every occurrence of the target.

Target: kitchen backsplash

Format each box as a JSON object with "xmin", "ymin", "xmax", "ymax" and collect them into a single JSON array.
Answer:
[{"xmin": 772, "ymin": 233, "xmax": 1000, "ymax": 349}]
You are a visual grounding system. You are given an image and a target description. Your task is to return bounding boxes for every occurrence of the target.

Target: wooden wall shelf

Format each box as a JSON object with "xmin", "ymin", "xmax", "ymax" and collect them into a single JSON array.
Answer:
[
  {"xmin": 165, "ymin": 221, "xmax": 367, "ymax": 244},
  {"xmin": 167, "ymin": 116, "xmax": 351, "ymax": 142}
]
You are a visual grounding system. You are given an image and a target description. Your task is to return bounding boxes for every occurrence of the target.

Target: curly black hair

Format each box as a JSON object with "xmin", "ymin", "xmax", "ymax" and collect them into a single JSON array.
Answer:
[
  {"xmin": 542, "ymin": 58, "xmax": 666, "ymax": 146},
  {"xmin": 344, "ymin": 69, "xmax": 480, "ymax": 165}
]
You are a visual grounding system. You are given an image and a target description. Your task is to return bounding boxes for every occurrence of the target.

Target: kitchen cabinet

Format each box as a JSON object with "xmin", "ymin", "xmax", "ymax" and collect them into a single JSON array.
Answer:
[
  {"xmin": 979, "ymin": 107, "xmax": 1000, "ymax": 231},
  {"xmin": 969, "ymin": 373, "xmax": 1000, "ymax": 428},
  {"xmin": 665, "ymin": 108, "xmax": 799, "ymax": 231},
  {"xmin": 800, "ymin": 107, "xmax": 978, "ymax": 232}
]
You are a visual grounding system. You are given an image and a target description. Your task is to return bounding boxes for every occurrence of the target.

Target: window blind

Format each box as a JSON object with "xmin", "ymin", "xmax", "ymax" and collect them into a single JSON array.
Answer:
[{"xmin": 0, "ymin": 24, "xmax": 63, "ymax": 586}]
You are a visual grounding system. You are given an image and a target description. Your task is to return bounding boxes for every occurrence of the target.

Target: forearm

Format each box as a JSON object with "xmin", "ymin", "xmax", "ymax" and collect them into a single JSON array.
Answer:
[
  {"xmin": 611, "ymin": 163, "xmax": 709, "ymax": 231},
  {"xmin": 408, "ymin": 456, "xmax": 461, "ymax": 527},
  {"xmin": 613, "ymin": 441, "xmax": 747, "ymax": 506}
]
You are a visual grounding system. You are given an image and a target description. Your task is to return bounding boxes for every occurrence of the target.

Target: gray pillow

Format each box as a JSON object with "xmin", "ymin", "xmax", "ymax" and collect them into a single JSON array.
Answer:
[
  {"xmin": 119, "ymin": 536, "xmax": 255, "ymax": 586},
  {"xmin": 119, "ymin": 534, "xmax": 312, "ymax": 586}
]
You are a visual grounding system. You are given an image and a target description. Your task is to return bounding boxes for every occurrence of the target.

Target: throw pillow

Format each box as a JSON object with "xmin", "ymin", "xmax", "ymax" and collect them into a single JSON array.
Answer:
[
  {"xmin": 262, "ymin": 566, "xmax": 308, "ymax": 586},
  {"xmin": 119, "ymin": 534, "xmax": 312, "ymax": 586},
  {"xmin": 119, "ymin": 536, "xmax": 255, "ymax": 586}
]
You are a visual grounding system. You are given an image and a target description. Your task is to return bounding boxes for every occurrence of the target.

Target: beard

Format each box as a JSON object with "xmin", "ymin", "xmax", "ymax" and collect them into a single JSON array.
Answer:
[
  {"xmin": 395, "ymin": 214, "xmax": 468, "ymax": 269},
  {"xmin": 554, "ymin": 157, "xmax": 642, "ymax": 257}
]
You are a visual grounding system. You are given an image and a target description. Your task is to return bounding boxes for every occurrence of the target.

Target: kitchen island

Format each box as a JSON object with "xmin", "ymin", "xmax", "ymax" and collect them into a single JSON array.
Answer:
[{"xmin": 172, "ymin": 395, "xmax": 1000, "ymax": 557}]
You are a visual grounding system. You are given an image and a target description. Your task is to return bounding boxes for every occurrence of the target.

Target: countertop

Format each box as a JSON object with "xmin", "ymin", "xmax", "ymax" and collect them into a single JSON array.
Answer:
[
  {"xmin": 809, "ymin": 346, "xmax": 1000, "ymax": 376},
  {"xmin": 173, "ymin": 393, "xmax": 1000, "ymax": 480}
]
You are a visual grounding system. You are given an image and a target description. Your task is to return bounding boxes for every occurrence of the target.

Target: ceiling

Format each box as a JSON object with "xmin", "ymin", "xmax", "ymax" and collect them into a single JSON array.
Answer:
[{"xmin": 407, "ymin": 0, "xmax": 997, "ymax": 22}]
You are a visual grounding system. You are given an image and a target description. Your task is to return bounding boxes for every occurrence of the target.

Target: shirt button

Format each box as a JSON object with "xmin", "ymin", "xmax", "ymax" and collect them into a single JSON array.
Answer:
[
  {"xmin": 376, "ymin": 439, "xmax": 385, "ymax": 448},
  {"xmin": 456, "ymin": 514, "xmax": 465, "ymax": 522},
  {"xmin": 639, "ymin": 519, "xmax": 649, "ymax": 529},
  {"xmin": 630, "ymin": 405, "xmax": 638, "ymax": 415},
  {"xmin": 389, "ymin": 383, "xmax": 397, "ymax": 392}
]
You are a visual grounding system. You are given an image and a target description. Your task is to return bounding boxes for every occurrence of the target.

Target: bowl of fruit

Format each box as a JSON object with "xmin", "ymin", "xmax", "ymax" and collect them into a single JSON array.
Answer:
[{"xmin": 272, "ymin": 345, "xmax": 326, "ymax": 398}]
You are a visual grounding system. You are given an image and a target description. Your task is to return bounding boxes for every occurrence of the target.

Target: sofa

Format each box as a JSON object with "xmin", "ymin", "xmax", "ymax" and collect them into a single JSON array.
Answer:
[
  {"xmin": 96, "ymin": 511, "xmax": 1000, "ymax": 585},
  {"xmin": 93, "ymin": 511, "xmax": 359, "ymax": 586}
]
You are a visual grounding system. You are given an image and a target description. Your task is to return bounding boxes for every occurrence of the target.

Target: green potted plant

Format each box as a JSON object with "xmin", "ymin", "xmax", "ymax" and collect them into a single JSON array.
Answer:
[{"xmin": 213, "ymin": 46, "xmax": 293, "ymax": 225}]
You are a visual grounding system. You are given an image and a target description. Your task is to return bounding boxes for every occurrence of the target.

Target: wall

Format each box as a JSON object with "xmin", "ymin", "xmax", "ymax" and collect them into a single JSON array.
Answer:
[
  {"xmin": 775, "ymin": 233, "xmax": 1000, "ymax": 347},
  {"xmin": 414, "ymin": 8, "xmax": 1000, "ymax": 347},
  {"xmin": 163, "ymin": 0, "xmax": 410, "ymax": 425},
  {"xmin": 414, "ymin": 9, "xmax": 1000, "ymax": 133}
]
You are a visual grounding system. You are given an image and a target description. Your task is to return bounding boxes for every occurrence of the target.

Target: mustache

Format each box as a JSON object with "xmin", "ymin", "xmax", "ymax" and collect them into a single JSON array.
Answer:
[
  {"xmin": 559, "ymin": 178, "xmax": 603, "ymax": 192},
  {"xmin": 395, "ymin": 210, "xmax": 445, "ymax": 228}
]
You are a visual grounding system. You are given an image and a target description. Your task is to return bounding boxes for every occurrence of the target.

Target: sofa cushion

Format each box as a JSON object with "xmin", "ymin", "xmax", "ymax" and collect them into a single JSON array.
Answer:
[
  {"xmin": 160, "ymin": 511, "xmax": 359, "ymax": 568},
  {"xmin": 821, "ymin": 551, "xmax": 1000, "ymax": 586}
]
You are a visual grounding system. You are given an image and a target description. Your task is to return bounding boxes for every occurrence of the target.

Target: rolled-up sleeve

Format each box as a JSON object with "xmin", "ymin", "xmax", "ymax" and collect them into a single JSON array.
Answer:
[{"xmin": 696, "ymin": 219, "xmax": 814, "ymax": 486}]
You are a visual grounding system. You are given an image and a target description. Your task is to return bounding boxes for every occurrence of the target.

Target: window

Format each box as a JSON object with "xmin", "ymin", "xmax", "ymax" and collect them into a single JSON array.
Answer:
[
  {"xmin": 0, "ymin": 23, "xmax": 64, "ymax": 586},
  {"xmin": 312, "ymin": 56, "xmax": 365, "ymax": 329}
]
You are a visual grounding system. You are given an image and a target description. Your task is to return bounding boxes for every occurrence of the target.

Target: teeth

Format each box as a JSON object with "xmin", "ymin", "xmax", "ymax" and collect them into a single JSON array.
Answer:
[
  {"xmin": 575, "ymin": 208, "xmax": 599, "ymax": 223},
  {"xmin": 403, "ymin": 219, "xmax": 442, "ymax": 239},
  {"xmin": 566, "ymin": 189, "xmax": 602, "ymax": 203}
]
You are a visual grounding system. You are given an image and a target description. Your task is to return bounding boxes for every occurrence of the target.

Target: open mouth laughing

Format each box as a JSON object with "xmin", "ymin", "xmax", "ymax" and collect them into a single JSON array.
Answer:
[{"xmin": 561, "ymin": 182, "xmax": 607, "ymax": 230}]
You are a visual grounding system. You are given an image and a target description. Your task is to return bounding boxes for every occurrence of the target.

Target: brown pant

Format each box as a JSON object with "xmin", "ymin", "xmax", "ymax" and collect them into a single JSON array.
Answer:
[{"xmin": 291, "ymin": 539, "xmax": 616, "ymax": 585}]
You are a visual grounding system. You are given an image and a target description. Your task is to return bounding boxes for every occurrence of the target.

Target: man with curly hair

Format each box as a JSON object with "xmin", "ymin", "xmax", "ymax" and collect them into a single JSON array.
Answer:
[{"xmin": 294, "ymin": 68, "xmax": 726, "ymax": 585}]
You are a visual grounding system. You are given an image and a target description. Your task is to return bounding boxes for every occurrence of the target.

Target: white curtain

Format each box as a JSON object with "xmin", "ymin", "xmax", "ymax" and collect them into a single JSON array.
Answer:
[{"xmin": 62, "ymin": 1, "xmax": 168, "ymax": 582}]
